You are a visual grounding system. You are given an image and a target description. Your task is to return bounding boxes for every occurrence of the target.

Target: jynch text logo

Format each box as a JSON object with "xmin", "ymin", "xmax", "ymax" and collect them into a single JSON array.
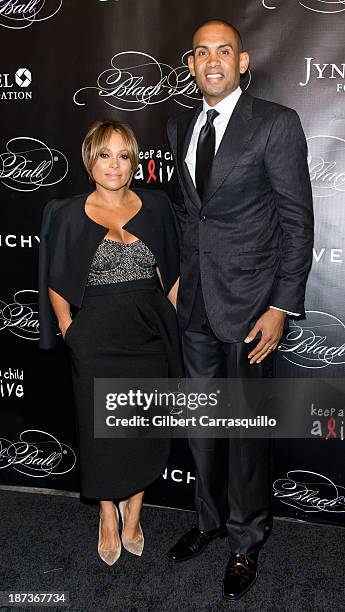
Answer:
[{"xmin": 300, "ymin": 58, "xmax": 345, "ymax": 93}]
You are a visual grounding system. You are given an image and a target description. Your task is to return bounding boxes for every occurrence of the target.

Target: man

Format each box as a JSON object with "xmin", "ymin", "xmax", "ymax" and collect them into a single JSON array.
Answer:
[{"xmin": 166, "ymin": 20, "xmax": 313, "ymax": 600}]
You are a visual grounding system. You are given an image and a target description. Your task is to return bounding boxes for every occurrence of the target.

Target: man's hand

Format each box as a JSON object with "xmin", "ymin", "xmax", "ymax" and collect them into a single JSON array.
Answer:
[{"xmin": 244, "ymin": 309, "xmax": 286, "ymax": 364}]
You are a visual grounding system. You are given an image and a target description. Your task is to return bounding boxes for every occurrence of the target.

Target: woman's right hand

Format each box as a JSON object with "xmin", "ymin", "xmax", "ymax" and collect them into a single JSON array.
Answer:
[
  {"xmin": 48, "ymin": 289, "xmax": 74, "ymax": 341},
  {"xmin": 59, "ymin": 318, "xmax": 73, "ymax": 340}
]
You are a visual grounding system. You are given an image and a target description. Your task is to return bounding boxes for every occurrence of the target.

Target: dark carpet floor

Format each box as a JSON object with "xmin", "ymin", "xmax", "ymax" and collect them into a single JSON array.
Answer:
[{"xmin": 0, "ymin": 490, "xmax": 344, "ymax": 612}]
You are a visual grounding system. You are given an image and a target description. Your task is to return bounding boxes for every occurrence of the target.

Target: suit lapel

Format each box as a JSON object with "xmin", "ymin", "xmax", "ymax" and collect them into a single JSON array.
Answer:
[
  {"xmin": 203, "ymin": 93, "xmax": 262, "ymax": 205},
  {"xmin": 176, "ymin": 105, "xmax": 202, "ymax": 208}
]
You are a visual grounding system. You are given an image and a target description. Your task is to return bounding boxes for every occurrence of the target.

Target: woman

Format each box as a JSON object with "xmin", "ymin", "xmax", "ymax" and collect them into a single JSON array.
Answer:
[{"xmin": 38, "ymin": 120, "xmax": 183, "ymax": 565}]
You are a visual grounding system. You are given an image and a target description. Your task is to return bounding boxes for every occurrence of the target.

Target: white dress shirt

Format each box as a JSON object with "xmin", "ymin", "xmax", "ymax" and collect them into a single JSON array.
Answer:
[
  {"xmin": 184, "ymin": 87, "xmax": 299, "ymax": 317},
  {"xmin": 185, "ymin": 86, "xmax": 242, "ymax": 185}
]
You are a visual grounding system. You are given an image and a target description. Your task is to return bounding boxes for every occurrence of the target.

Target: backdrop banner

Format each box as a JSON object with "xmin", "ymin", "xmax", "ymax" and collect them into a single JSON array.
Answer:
[{"xmin": 0, "ymin": 0, "xmax": 344, "ymax": 526}]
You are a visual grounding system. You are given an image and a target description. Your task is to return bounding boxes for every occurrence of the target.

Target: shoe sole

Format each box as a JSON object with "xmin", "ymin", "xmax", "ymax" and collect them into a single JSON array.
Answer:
[{"xmin": 222, "ymin": 571, "xmax": 258, "ymax": 600}]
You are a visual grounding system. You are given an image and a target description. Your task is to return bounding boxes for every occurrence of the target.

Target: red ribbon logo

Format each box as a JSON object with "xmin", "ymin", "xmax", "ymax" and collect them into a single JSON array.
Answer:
[
  {"xmin": 325, "ymin": 417, "xmax": 337, "ymax": 439},
  {"xmin": 147, "ymin": 159, "xmax": 157, "ymax": 183}
]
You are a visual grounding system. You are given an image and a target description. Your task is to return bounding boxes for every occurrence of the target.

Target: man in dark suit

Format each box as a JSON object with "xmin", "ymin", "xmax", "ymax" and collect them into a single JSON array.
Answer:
[{"xmin": 166, "ymin": 20, "xmax": 313, "ymax": 600}]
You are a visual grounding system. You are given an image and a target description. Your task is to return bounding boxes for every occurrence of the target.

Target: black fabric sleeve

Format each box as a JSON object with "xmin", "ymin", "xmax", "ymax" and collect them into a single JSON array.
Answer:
[
  {"xmin": 166, "ymin": 118, "xmax": 188, "ymax": 233},
  {"xmin": 156, "ymin": 190, "xmax": 181, "ymax": 294},
  {"xmin": 264, "ymin": 109, "xmax": 314, "ymax": 315},
  {"xmin": 38, "ymin": 200, "xmax": 59, "ymax": 349}
]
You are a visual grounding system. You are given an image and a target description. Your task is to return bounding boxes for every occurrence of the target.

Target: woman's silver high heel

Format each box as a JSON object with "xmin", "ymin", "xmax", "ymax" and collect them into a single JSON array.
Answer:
[
  {"xmin": 98, "ymin": 505, "xmax": 121, "ymax": 565},
  {"xmin": 118, "ymin": 500, "xmax": 144, "ymax": 556}
]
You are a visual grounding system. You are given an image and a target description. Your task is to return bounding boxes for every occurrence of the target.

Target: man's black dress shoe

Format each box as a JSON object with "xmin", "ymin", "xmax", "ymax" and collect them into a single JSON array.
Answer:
[
  {"xmin": 222, "ymin": 553, "xmax": 258, "ymax": 600},
  {"xmin": 167, "ymin": 525, "xmax": 226, "ymax": 562}
]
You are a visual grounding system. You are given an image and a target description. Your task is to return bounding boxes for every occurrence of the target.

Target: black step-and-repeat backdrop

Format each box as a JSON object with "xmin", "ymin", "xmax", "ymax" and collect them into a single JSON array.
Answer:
[{"xmin": 0, "ymin": 0, "xmax": 344, "ymax": 526}]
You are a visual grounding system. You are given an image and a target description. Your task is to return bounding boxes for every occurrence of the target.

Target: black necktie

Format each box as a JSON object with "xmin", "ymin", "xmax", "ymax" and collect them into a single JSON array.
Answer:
[{"xmin": 195, "ymin": 108, "xmax": 219, "ymax": 200}]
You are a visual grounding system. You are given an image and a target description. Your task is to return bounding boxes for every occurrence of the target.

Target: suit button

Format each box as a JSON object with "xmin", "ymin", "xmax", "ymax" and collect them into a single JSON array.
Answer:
[{"xmin": 200, "ymin": 215, "xmax": 206, "ymax": 222}]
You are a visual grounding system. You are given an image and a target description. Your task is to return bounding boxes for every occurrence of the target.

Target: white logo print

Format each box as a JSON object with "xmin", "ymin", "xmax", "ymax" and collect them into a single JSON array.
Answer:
[
  {"xmin": 273, "ymin": 471, "xmax": 345, "ymax": 513},
  {"xmin": 0, "ymin": 136, "xmax": 68, "ymax": 191},
  {"xmin": 0, "ymin": 290, "xmax": 39, "ymax": 340},
  {"xmin": 263, "ymin": 0, "xmax": 345, "ymax": 12},
  {"xmin": 0, "ymin": 0, "xmax": 63, "ymax": 30},
  {"xmin": 0, "ymin": 430, "xmax": 76, "ymax": 477},
  {"xmin": 74, "ymin": 50, "xmax": 201, "ymax": 111},
  {"xmin": 307, "ymin": 136, "xmax": 345, "ymax": 198},
  {"xmin": 73, "ymin": 50, "xmax": 252, "ymax": 112},
  {"xmin": 0, "ymin": 67, "xmax": 33, "ymax": 100},
  {"xmin": 279, "ymin": 310, "xmax": 345, "ymax": 369},
  {"xmin": 14, "ymin": 67, "xmax": 31, "ymax": 87},
  {"xmin": 299, "ymin": 57, "xmax": 345, "ymax": 92}
]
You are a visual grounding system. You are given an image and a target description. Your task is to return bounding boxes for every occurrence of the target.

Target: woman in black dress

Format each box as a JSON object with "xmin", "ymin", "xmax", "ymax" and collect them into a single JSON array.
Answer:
[{"xmin": 38, "ymin": 120, "xmax": 183, "ymax": 565}]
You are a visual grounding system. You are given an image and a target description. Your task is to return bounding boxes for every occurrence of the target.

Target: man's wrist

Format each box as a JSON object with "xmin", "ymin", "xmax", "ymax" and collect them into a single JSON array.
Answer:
[{"xmin": 268, "ymin": 306, "xmax": 286, "ymax": 319}]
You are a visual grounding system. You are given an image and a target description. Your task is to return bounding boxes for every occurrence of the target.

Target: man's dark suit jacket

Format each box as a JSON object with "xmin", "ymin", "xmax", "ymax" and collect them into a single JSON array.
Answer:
[{"xmin": 167, "ymin": 92, "xmax": 314, "ymax": 342}]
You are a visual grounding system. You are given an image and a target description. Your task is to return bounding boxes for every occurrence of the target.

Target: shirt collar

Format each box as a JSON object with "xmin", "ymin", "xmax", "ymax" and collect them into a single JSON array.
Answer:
[{"xmin": 202, "ymin": 86, "xmax": 242, "ymax": 120}]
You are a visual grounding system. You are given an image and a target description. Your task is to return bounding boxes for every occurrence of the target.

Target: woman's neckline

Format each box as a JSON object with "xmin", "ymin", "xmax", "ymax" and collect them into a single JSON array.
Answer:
[
  {"xmin": 82, "ymin": 189, "xmax": 143, "ymax": 244},
  {"xmin": 103, "ymin": 237, "xmax": 141, "ymax": 246}
]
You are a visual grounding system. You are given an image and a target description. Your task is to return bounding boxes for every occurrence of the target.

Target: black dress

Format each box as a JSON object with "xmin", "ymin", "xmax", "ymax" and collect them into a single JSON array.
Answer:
[{"xmin": 64, "ymin": 237, "xmax": 183, "ymax": 500}]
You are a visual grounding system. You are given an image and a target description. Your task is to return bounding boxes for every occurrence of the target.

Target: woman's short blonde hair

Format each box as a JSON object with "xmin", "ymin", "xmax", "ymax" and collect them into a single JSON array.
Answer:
[{"xmin": 82, "ymin": 120, "xmax": 139, "ymax": 181}]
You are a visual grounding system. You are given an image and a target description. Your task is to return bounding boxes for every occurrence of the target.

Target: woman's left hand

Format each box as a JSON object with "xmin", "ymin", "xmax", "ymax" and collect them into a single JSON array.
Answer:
[{"xmin": 167, "ymin": 277, "xmax": 179, "ymax": 310}]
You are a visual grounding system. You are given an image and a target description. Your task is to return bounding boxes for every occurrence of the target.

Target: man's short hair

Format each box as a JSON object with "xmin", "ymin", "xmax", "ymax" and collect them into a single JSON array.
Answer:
[{"xmin": 192, "ymin": 19, "xmax": 243, "ymax": 53}]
